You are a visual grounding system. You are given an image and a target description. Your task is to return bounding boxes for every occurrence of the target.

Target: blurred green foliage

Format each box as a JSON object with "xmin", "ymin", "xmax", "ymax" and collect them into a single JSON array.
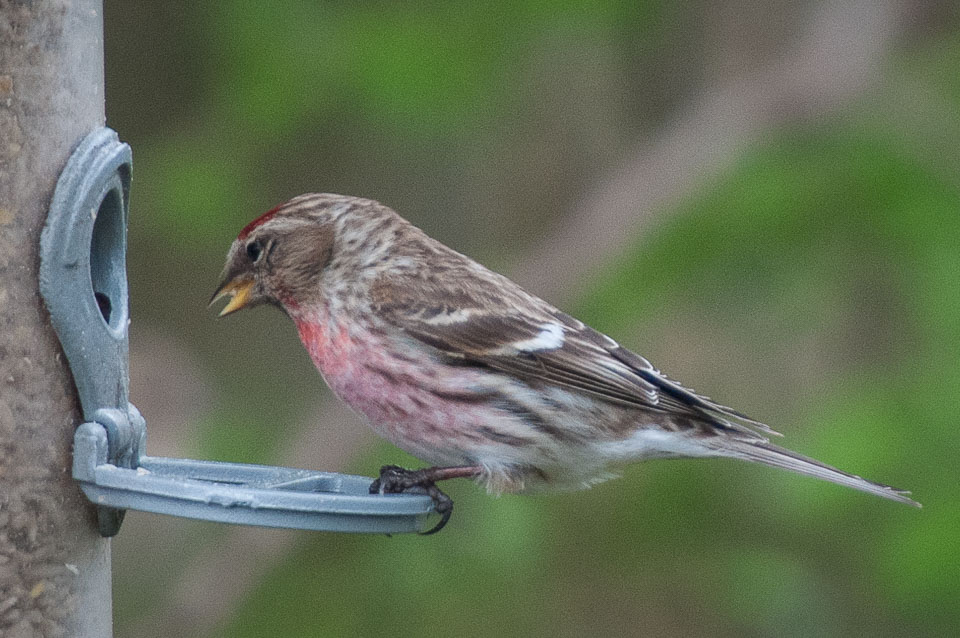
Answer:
[{"xmin": 103, "ymin": 2, "xmax": 960, "ymax": 637}]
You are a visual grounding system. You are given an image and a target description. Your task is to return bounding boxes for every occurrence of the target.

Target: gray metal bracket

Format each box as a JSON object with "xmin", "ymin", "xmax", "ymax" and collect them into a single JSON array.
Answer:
[{"xmin": 39, "ymin": 127, "xmax": 434, "ymax": 536}]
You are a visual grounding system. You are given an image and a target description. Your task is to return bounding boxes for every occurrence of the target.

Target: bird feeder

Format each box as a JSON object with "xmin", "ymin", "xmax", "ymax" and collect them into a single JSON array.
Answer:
[{"xmin": 39, "ymin": 127, "xmax": 436, "ymax": 537}]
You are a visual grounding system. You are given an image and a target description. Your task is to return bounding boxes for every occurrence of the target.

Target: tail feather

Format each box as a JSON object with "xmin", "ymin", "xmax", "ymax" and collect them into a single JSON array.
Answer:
[{"xmin": 711, "ymin": 439, "xmax": 920, "ymax": 508}]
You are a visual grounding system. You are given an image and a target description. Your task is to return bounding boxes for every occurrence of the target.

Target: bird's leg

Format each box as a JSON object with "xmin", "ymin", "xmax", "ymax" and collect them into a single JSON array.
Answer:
[{"xmin": 370, "ymin": 465, "xmax": 483, "ymax": 534}]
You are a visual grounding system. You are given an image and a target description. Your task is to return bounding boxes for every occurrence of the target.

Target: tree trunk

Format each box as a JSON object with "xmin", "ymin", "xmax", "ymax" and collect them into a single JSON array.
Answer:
[{"xmin": 0, "ymin": 1, "xmax": 113, "ymax": 637}]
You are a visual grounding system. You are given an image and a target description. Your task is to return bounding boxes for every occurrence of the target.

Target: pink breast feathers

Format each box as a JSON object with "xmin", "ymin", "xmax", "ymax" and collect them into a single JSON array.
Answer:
[{"xmin": 292, "ymin": 315, "xmax": 491, "ymax": 466}]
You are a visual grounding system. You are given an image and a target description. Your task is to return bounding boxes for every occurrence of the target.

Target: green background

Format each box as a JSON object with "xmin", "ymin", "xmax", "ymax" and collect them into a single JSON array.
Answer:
[{"xmin": 104, "ymin": 2, "xmax": 959, "ymax": 636}]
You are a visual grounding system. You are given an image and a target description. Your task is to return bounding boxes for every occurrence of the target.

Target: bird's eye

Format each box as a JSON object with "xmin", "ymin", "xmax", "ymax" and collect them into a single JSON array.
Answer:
[{"xmin": 246, "ymin": 240, "xmax": 263, "ymax": 263}]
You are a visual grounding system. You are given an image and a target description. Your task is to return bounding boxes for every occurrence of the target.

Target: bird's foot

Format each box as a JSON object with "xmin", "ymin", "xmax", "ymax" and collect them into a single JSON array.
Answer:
[{"xmin": 370, "ymin": 464, "xmax": 481, "ymax": 535}]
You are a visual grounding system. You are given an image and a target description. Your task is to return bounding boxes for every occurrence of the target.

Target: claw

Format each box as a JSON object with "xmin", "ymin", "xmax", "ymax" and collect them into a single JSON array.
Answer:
[
  {"xmin": 419, "ymin": 483, "xmax": 453, "ymax": 534},
  {"xmin": 368, "ymin": 464, "xmax": 470, "ymax": 534}
]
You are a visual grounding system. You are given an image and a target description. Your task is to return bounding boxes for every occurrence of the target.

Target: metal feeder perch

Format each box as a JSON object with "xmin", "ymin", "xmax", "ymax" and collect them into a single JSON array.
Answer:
[{"xmin": 39, "ymin": 127, "xmax": 436, "ymax": 537}]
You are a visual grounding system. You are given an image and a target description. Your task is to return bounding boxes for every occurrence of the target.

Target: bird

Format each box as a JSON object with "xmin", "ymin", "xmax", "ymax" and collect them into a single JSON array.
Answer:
[{"xmin": 211, "ymin": 193, "xmax": 919, "ymax": 533}]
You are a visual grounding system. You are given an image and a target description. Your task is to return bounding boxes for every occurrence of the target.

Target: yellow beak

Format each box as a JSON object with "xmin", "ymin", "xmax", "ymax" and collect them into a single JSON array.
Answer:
[{"xmin": 209, "ymin": 278, "xmax": 254, "ymax": 317}]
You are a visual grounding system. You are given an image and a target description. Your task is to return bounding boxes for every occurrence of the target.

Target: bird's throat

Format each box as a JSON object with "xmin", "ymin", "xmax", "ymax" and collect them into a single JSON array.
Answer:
[{"xmin": 293, "ymin": 316, "xmax": 353, "ymax": 379}]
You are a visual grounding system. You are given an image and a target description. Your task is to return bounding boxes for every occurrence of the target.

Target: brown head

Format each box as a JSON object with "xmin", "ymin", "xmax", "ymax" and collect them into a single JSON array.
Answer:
[{"xmin": 210, "ymin": 193, "xmax": 407, "ymax": 316}]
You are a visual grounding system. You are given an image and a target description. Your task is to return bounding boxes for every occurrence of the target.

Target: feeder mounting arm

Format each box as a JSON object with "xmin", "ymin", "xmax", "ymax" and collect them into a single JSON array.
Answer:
[{"xmin": 39, "ymin": 127, "xmax": 436, "ymax": 537}]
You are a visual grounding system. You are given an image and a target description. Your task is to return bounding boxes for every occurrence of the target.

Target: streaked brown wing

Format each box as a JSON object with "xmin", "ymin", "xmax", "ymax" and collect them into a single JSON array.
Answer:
[
  {"xmin": 370, "ymin": 258, "xmax": 778, "ymax": 438},
  {"xmin": 398, "ymin": 309, "xmax": 663, "ymax": 407}
]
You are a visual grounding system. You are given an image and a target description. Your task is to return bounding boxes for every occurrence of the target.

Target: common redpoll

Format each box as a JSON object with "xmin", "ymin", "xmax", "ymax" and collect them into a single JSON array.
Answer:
[{"xmin": 211, "ymin": 193, "xmax": 918, "ymax": 532}]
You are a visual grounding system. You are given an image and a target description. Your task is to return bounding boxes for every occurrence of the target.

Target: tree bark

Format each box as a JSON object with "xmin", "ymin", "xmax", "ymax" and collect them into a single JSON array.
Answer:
[{"xmin": 0, "ymin": 1, "xmax": 113, "ymax": 637}]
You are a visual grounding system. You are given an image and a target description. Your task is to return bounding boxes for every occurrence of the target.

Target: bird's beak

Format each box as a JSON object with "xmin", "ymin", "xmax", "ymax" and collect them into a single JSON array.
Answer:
[{"xmin": 209, "ymin": 276, "xmax": 255, "ymax": 317}]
